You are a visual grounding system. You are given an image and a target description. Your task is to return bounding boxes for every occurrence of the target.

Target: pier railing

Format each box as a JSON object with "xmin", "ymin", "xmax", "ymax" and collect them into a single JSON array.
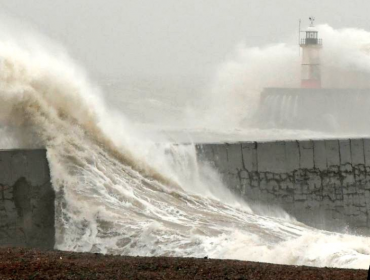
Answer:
[{"xmin": 300, "ymin": 38, "xmax": 322, "ymax": 45}]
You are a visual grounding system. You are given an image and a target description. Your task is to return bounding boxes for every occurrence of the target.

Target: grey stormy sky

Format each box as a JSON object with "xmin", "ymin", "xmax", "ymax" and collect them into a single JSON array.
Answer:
[{"xmin": 0, "ymin": 0, "xmax": 369, "ymax": 83}]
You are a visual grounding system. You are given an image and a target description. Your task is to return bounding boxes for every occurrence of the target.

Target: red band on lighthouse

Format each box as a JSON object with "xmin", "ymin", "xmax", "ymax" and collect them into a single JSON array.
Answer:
[{"xmin": 301, "ymin": 80, "xmax": 321, "ymax": 89}]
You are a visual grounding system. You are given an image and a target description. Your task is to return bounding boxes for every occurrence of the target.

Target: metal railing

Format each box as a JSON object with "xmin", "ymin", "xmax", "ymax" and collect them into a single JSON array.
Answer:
[{"xmin": 300, "ymin": 38, "xmax": 322, "ymax": 45}]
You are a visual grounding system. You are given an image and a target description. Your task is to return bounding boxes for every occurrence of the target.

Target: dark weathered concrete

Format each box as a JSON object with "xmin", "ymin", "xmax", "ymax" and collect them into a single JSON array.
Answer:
[
  {"xmin": 196, "ymin": 139, "xmax": 370, "ymax": 234},
  {"xmin": 0, "ymin": 149, "xmax": 54, "ymax": 249}
]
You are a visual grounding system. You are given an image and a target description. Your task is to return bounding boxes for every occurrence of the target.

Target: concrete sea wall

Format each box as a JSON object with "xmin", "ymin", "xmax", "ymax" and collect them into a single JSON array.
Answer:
[
  {"xmin": 0, "ymin": 149, "xmax": 54, "ymax": 249},
  {"xmin": 255, "ymin": 88, "xmax": 370, "ymax": 132},
  {"xmin": 3, "ymin": 139, "xmax": 370, "ymax": 248},
  {"xmin": 196, "ymin": 139, "xmax": 370, "ymax": 234}
]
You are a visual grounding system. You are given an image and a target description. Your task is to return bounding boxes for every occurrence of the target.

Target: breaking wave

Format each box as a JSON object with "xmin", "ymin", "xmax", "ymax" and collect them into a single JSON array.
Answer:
[{"xmin": 0, "ymin": 28, "xmax": 370, "ymax": 269}]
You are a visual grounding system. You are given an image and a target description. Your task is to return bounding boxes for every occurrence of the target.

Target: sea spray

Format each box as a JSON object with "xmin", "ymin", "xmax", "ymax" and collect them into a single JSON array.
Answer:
[
  {"xmin": 199, "ymin": 24, "xmax": 370, "ymax": 135},
  {"xmin": 0, "ymin": 25, "xmax": 369, "ymax": 269}
]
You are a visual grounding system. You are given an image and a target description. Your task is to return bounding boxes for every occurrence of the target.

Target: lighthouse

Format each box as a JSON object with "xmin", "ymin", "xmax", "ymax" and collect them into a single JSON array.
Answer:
[
  {"xmin": 300, "ymin": 17, "xmax": 322, "ymax": 89},
  {"xmin": 257, "ymin": 17, "xmax": 370, "ymax": 132}
]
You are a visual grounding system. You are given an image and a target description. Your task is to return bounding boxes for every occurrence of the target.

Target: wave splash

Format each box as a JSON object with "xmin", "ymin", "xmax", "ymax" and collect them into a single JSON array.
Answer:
[{"xmin": 0, "ymin": 33, "xmax": 369, "ymax": 269}]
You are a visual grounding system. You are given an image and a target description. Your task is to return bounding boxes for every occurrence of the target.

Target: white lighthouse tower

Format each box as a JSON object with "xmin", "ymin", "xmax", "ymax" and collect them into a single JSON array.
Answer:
[{"xmin": 300, "ymin": 17, "xmax": 322, "ymax": 89}]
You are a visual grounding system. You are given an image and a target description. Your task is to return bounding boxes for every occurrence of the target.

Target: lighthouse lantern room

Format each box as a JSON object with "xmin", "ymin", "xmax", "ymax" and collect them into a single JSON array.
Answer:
[{"xmin": 300, "ymin": 17, "xmax": 322, "ymax": 89}]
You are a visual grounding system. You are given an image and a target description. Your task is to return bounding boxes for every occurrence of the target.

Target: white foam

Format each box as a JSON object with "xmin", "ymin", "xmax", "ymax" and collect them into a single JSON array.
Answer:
[{"xmin": 0, "ymin": 23, "xmax": 369, "ymax": 270}]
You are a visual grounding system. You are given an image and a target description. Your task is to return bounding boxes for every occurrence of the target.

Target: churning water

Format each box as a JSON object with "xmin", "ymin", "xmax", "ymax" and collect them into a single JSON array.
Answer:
[{"xmin": 1, "ymin": 25, "xmax": 370, "ymax": 269}]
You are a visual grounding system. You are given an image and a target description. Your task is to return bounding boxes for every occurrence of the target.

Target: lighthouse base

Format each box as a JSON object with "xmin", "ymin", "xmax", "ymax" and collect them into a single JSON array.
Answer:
[
  {"xmin": 253, "ymin": 88, "xmax": 370, "ymax": 133},
  {"xmin": 301, "ymin": 80, "xmax": 321, "ymax": 89}
]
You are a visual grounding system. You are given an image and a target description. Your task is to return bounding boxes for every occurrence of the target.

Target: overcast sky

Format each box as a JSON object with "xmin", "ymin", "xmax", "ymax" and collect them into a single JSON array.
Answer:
[{"xmin": 0, "ymin": 0, "xmax": 369, "ymax": 83}]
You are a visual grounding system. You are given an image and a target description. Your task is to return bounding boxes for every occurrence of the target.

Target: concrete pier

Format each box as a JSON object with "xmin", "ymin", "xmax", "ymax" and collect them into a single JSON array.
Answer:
[
  {"xmin": 0, "ymin": 149, "xmax": 54, "ymax": 249},
  {"xmin": 196, "ymin": 139, "xmax": 370, "ymax": 234},
  {"xmin": 255, "ymin": 88, "xmax": 370, "ymax": 132}
]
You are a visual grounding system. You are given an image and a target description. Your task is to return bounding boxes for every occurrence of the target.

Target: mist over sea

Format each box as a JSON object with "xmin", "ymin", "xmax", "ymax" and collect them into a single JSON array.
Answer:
[{"xmin": 1, "ymin": 20, "xmax": 370, "ymax": 269}]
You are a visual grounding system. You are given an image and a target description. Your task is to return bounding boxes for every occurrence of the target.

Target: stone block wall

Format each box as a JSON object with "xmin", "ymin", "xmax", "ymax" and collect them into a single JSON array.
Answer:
[
  {"xmin": 196, "ymin": 139, "xmax": 370, "ymax": 234},
  {"xmin": 0, "ymin": 149, "xmax": 54, "ymax": 249}
]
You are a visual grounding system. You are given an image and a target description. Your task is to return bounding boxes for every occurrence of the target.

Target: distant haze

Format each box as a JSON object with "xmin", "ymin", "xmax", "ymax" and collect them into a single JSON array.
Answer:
[{"xmin": 1, "ymin": 0, "xmax": 370, "ymax": 83}]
